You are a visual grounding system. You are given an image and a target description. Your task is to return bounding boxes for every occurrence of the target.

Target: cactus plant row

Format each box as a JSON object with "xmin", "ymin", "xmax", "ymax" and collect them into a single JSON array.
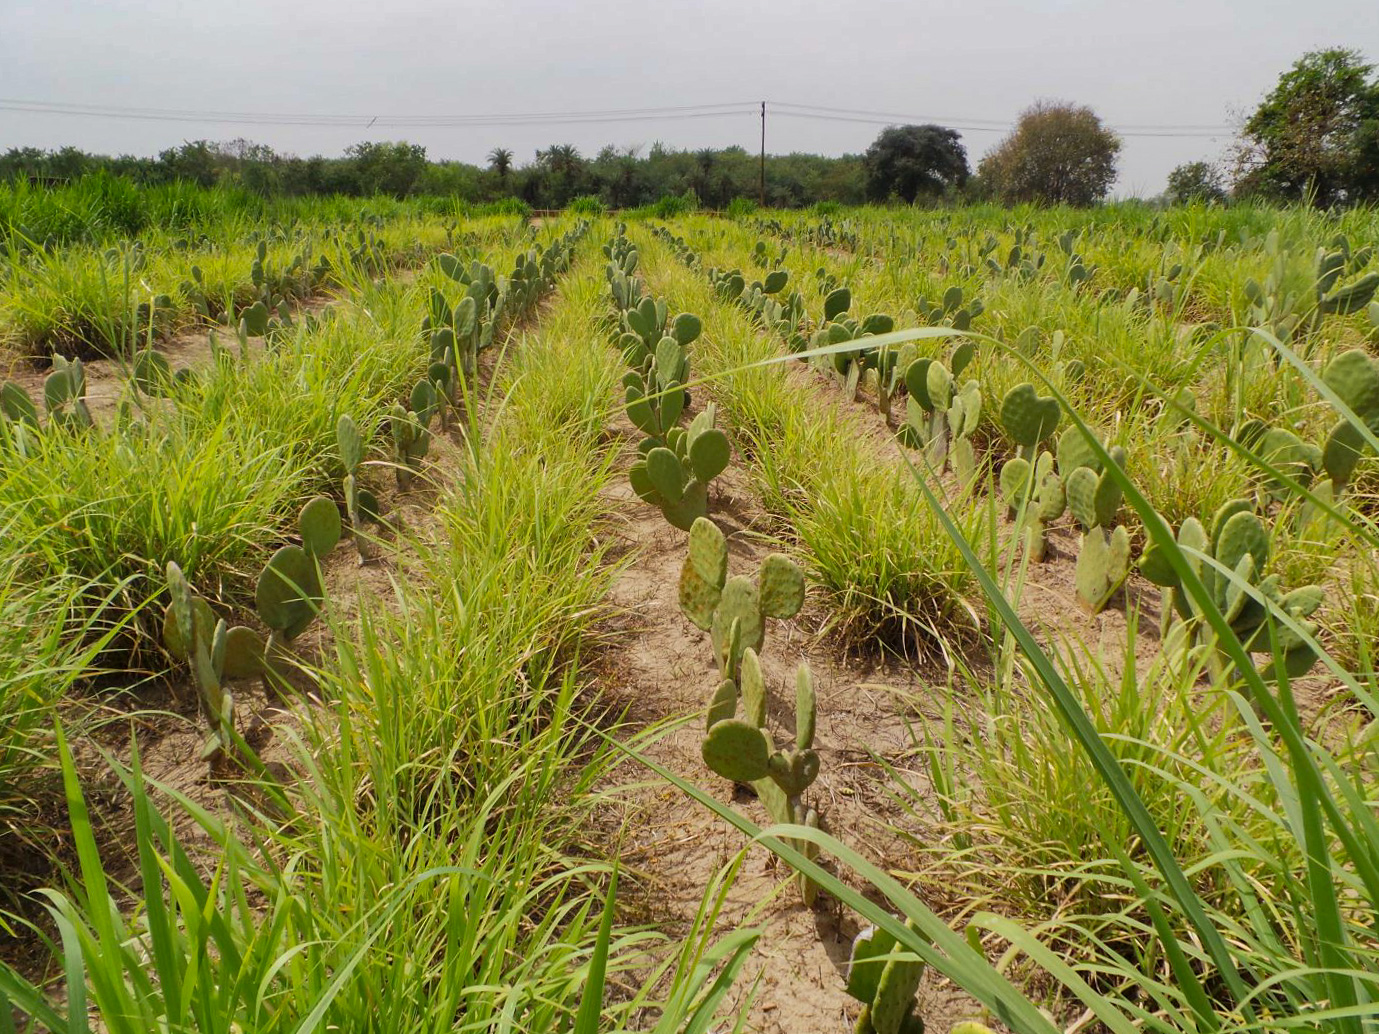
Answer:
[{"xmin": 682, "ymin": 516, "xmax": 820, "ymax": 903}]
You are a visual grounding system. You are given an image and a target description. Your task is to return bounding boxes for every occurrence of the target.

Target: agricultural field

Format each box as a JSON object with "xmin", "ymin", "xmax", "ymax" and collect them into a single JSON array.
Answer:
[{"xmin": 1, "ymin": 183, "xmax": 1378, "ymax": 1034}]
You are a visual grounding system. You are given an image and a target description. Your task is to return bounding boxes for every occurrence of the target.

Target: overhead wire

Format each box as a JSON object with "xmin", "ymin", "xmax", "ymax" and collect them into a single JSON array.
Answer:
[{"xmin": 0, "ymin": 97, "xmax": 1236, "ymax": 138}]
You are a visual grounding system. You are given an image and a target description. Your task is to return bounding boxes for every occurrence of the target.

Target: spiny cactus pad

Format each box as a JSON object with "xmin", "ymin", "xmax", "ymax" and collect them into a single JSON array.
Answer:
[
  {"xmin": 702, "ymin": 719, "xmax": 771, "ymax": 783},
  {"xmin": 999, "ymin": 383, "xmax": 1061, "ymax": 448}
]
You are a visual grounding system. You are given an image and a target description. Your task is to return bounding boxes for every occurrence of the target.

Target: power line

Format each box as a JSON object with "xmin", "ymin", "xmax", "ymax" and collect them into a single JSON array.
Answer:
[
  {"xmin": 0, "ymin": 98, "xmax": 759, "ymax": 128},
  {"xmin": 770, "ymin": 100, "xmax": 1235, "ymax": 132},
  {"xmin": 0, "ymin": 96, "xmax": 1237, "ymax": 139}
]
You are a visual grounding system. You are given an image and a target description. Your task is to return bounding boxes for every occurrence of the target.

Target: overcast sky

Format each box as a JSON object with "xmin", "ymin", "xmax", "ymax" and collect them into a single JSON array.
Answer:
[{"xmin": 2, "ymin": 0, "xmax": 1375, "ymax": 197}]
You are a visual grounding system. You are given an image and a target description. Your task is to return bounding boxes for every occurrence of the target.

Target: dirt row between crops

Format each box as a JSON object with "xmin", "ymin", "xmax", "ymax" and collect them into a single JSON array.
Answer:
[{"xmin": 581, "ymin": 245, "xmax": 1007, "ymax": 1031}]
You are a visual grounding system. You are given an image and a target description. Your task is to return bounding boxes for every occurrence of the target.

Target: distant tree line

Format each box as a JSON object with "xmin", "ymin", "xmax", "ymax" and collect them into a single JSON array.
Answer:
[
  {"xmin": 2, "ymin": 47, "xmax": 1372, "ymax": 209},
  {"xmin": 0, "ymin": 138, "xmax": 870, "ymax": 209}
]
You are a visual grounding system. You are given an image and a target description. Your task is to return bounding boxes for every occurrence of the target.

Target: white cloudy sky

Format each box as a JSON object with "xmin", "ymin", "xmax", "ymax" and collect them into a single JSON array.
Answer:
[{"xmin": 1, "ymin": 0, "xmax": 1375, "ymax": 196}]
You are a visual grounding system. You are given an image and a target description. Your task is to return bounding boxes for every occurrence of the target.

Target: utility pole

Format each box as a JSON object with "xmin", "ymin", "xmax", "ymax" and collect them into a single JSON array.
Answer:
[{"xmin": 759, "ymin": 101, "xmax": 766, "ymax": 209}]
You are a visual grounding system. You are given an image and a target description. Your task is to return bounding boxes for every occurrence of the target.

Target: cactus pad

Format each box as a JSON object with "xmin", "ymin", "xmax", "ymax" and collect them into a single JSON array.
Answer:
[
  {"xmin": 299, "ymin": 496, "xmax": 342, "ymax": 556},
  {"xmin": 701, "ymin": 719, "xmax": 771, "ymax": 783},
  {"xmin": 999, "ymin": 383, "xmax": 1060, "ymax": 448},
  {"xmin": 759, "ymin": 553, "xmax": 805, "ymax": 619},
  {"xmin": 255, "ymin": 545, "xmax": 323, "ymax": 640}
]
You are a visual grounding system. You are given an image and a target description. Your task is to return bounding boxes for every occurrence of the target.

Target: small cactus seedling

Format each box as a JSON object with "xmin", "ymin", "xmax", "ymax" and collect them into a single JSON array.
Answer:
[
  {"xmin": 254, "ymin": 495, "xmax": 341, "ymax": 685},
  {"xmin": 44, "ymin": 355, "xmax": 92, "ymax": 431},
  {"xmin": 999, "ymin": 451, "xmax": 1064, "ymax": 562},
  {"xmin": 846, "ymin": 920, "xmax": 927, "ymax": 1034},
  {"xmin": 388, "ymin": 381, "xmax": 439, "ymax": 489},
  {"xmin": 701, "ymin": 649, "xmax": 824, "ymax": 904},
  {"xmin": 336, "ymin": 415, "xmax": 381, "ymax": 560},
  {"xmin": 679, "ymin": 516, "xmax": 805, "ymax": 679},
  {"xmin": 629, "ymin": 406, "xmax": 731, "ymax": 531},
  {"xmin": 1059, "ymin": 427, "xmax": 1131, "ymax": 613},
  {"xmin": 916, "ymin": 283, "xmax": 983, "ymax": 330},
  {"xmin": 902, "ymin": 343, "xmax": 978, "ymax": 475},
  {"xmin": 163, "ymin": 562, "xmax": 267, "ymax": 766},
  {"xmin": 1140, "ymin": 500, "xmax": 1324, "ymax": 681}
]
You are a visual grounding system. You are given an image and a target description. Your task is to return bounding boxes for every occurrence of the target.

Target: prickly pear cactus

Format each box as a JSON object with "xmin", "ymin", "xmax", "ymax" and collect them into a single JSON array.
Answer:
[
  {"xmin": 163, "ymin": 562, "xmax": 266, "ymax": 764},
  {"xmin": 846, "ymin": 920, "xmax": 927, "ymax": 1034},
  {"xmin": 700, "ymin": 645, "xmax": 823, "ymax": 905},
  {"xmin": 629, "ymin": 405, "xmax": 731, "ymax": 530},
  {"xmin": 1139, "ymin": 500, "xmax": 1324, "ymax": 680},
  {"xmin": 43, "ymin": 355, "xmax": 92, "ymax": 431},
  {"xmin": 1000, "ymin": 451, "xmax": 1063, "ymax": 561}
]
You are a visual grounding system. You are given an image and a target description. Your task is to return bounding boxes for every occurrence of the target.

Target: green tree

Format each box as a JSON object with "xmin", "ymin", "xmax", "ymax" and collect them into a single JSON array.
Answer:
[
  {"xmin": 862, "ymin": 124, "xmax": 969, "ymax": 202},
  {"xmin": 978, "ymin": 101, "xmax": 1121, "ymax": 206},
  {"xmin": 486, "ymin": 147, "xmax": 513, "ymax": 181},
  {"xmin": 1232, "ymin": 48, "xmax": 1379, "ymax": 205},
  {"xmin": 345, "ymin": 141, "xmax": 429, "ymax": 197},
  {"xmin": 1165, "ymin": 161, "xmax": 1228, "ymax": 205}
]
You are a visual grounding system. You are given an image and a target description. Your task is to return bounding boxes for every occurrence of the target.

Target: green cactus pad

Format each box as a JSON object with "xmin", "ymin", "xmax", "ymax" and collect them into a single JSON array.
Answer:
[
  {"xmin": 679, "ymin": 560, "xmax": 722, "ymax": 632},
  {"xmin": 336, "ymin": 415, "xmax": 363, "ymax": 472},
  {"xmin": 0, "ymin": 382, "xmax": 38, "ymax": 428},
  {"xmin": 925, "ymin": 362, "xmax": 953, "ymax": 410},
  {"xmin": 759, "ymin": 553, "xmax": 805, "ymax": 619},
  {"xmin": 299, "ymin": 496, "xmax": 342, "ymax": 556},
  {"xmin": 712, "ymin": 575, "xmax": 764, "ymax": 666},
  {"xmin": 660, "ymin": 479, "xmax": 708, "ymax": 531},
  {"xmin": 162, "ymin": 595, "xmax": 214, "ymax": 661},
  {"xmin": 624, "ymin": 385, "xmax": 660, "ymax": 437},
  {"xmin": 763, "ymin": 270, "xmax": 789, "ymax": 294},
  {"xmin": 701, "ymin": 719, "xmax": 771, "ymax": 783},
  {"xmin": 1076, "ymin": 525, "xmax": 1130, "ymax": 613},
  {"xmin": 687, "ymin": 516, "xmax": 728, "ymax": 588},
  {"xmin": 222, "ymin": 625, "xmax": 266, "ymax": 679},
  {"xmin": 356, "ymin": 488, "xmax": 381, "ymax": 523},
  {"xmin": 410, "ymin": 380, "xmax": 439, "ymax": 425},
  {"xmin": 705, "ymin": 679, "xmax": 738, "ymax": 729},
  {"xmin": 1322, "ymin": 419, "xmax": 1368, "ymax": 487},
  {"xmin": 846, "ymin": 926, "xmax": 897, "ymax": 1004},
  {"xmin": 1065, "ymin": 467, "xmax": 1098, "ymax": 530},
  {"xmin": 1035, "ymin": 468, "xmax": 1066, "ymax": 523},
  {"xmin": 688, "ymin": 428, "xmax": 730, "ymax": 483},
  {"xmin": 767, "ymin": 748, "xmax": 819, "ymax": 796},
  {"xmin": 999, "ymin": 383, "xmax": 1061, "ymax": 448},
  {"xmin": 1322, "ymin": 349, "xmax": 1379, "ymax": 429},
  {"xmin": 740, "ymin": 647, "xmax": 767, "ymax": 727},
  {"xmin": 904, "ymin": 358, "xmax": 935, "ymax": 409},
  {"xmin": 1216, "ymin": 510, "xmax": 1269, "ymax": 584},
  {"xmin": 1056, "ymin": 425, "xmax": 1100, "ymax": 476},
  {"xmin": 671, "ymin": 312, "xmax": 702, "ymax": 346},
  {"xmin": 951, "ymin": 341, "xmax": 975, "ymax": 377},
  {"xmin": 646, "ymin": 447, "xmax": 684, "ymax": 504},
  {"xmin": 796, "ymin": 662, "xmax": 816, "ymax": 750},
  {"xmin": 999, "ymin": 457, "xmax": 1033, "ymax": 510},
  {"xmin": 824, "ymin": 286, "xmax": 852, "ymax": 322},
  {"xmin": 241, "ymin": 300, "xmax": 270, "ymax": 336},
  {"xmin": 255, "ymin": 545, "xmax": 323, "ymax": 640},
  {"xmin": 628, "ymin": 460, "xmax": 657, "ymax": 503},
  {"xmin": 872, "ymin": 928, "xmax": 926, "ymax": 1034}
]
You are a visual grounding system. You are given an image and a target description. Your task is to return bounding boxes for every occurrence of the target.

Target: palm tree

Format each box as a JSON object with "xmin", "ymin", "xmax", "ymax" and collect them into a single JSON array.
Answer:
[{"xmin": 486, "ymin": 148, "xmax": 513, "ymax": 181}]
